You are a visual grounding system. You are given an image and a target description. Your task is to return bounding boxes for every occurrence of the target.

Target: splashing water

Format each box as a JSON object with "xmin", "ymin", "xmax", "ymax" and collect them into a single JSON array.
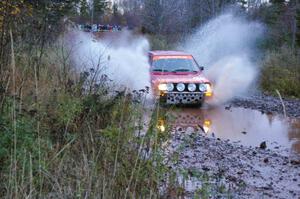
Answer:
[
  {"xmin": 67, "ymin": 30, "xmax": 151, "ymax": 91},
  {"xmin": 181, "ymin": 13, "xmax": 264, "ymax": 105}
]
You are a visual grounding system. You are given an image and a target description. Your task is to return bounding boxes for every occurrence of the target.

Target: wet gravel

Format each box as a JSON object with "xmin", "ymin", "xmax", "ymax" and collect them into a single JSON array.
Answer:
[
  {"xmin": 230, "ymin": 93, "xmax": 300, "ymax": 118},
  {"xmin": 165, "ymin": 129, "xmax": 300, "ymax": 198},
  {"xmin": 160, "ymin": 93, "xmax": 300, "ymax": 198}
]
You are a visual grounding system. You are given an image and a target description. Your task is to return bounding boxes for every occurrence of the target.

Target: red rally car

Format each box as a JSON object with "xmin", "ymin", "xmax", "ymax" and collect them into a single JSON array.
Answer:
[{"xmin": 149, "ymin": 51, "xmax": 213, "ymax": 105}]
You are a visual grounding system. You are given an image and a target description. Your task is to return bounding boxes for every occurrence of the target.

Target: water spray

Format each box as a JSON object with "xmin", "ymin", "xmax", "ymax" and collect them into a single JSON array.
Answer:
[{"xmin": 181, "ymin": 13, "xmax": 264, "ymax": 105}]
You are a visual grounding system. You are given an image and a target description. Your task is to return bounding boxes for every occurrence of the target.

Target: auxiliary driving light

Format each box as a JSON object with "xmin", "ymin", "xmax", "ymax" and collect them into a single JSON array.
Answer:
[
  {"xmin": 188, "ymin": 83, "xmax": 196, "ymax": 92},
  {"xmin": 199, "ymin": 83, "xmax": 207, "ymax": 92},
  {"xmin": 176, "ymin": 83, "xmax": 185, "ymax": 92},
  {"xmin": 166, "ymin": 83, "xmax": 174, "ymax": 92}
]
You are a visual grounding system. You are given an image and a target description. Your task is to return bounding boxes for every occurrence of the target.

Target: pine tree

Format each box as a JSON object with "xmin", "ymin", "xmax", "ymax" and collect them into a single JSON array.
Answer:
[
  {"xmin": 296, "ymin": 8, "xmax": 300, "ymax": 48},
  {"xmin": 80, "ymin": 0, "xmax": 89, "ymax": 19},
  {"xmin": 113, "ymin": 3, "xmax": 118, "ymax": 17},
  {"xmin": 142, "ymin": 0, "xmax": 163, "ymax": 33},
  {"xmin": 93, "ymin": 0, "xmax": 108, "ymax": 22}
]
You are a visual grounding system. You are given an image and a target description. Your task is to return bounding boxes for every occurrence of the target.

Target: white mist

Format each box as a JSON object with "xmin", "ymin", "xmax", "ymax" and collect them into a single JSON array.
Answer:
[
  {"xmin": 68, "ymin": 30, "xmax": 151, "ymax": 91},
  {"xmin": 181, "ymin": 13, "xmax": 264, "ymax": 105}
]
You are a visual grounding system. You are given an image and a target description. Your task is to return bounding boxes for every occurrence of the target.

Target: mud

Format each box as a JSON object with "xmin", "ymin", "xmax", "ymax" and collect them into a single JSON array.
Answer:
[
  {"xmin": 165, "ymin": 129, "xmax": 300, "ymax": 198},
  {"xmin": 230, "ymin": 93, "xmax": 300, "ymax": 118},
  {"xmin": 159, "ymin": 93, "xmax": 300, "ymax": 198}
]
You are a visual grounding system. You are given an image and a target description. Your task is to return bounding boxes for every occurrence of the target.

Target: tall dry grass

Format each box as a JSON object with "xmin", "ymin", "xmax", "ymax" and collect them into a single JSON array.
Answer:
[{"xmin": 0, "ymin": 32, "xmax": 175, "ymax": 198}]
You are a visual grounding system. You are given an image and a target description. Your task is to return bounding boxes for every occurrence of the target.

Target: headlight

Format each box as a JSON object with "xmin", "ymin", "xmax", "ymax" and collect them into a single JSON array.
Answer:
[
  {"xmin": 199, "ymin": 84, "xmax": 207, "ymax": 92},
  {"xmin": 205, "ymin": 83, "xmax": 213, "ymax": 97},
  {"xmin": 187, "ymin": 83, "xmax": 196, "ymax": 92},
  {"xmin": 176, "ymin": 83, "xmax": 185, "ymax": 92},
  {"xmin": 166, "ymin": 83, "xmax": 174, "ymax": 92},
  {"xmin": 158, "ymin": 84, "xmax": 167, "ymax": 91}
]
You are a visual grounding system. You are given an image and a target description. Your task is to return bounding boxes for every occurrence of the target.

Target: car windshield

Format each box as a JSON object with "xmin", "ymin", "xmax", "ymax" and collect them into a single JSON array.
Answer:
[{"xmin": 152, "ymin": 58, "xmax": 200, "ymax": 72}]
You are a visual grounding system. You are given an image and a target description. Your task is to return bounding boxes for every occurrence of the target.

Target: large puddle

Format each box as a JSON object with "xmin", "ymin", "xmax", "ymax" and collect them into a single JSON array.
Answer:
[{"xmin": 157, "ymin": 106, "xmax": 300, "ymax": 155}]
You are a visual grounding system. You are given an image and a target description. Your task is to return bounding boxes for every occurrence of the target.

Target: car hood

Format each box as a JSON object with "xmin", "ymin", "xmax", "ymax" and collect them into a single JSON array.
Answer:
[{"xmin": 151, "ymin": 72, "xmax": 210, "ymax": 84}]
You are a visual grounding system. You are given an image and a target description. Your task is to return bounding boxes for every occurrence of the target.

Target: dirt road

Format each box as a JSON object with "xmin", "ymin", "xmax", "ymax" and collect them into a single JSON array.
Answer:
[
  {"xmin": 231, "ymin": 93, "xmax": 300, "ymax": 118},
  {"xmin": 165, "ymin": 129, "xmax": 300, "ymax": 198},
  {"xmin": 161, "ymin": 93, "xmax": 300, "ymax": 198}
]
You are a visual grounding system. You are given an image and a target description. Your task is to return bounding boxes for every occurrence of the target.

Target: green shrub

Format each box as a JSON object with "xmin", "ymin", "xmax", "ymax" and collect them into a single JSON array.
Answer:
[
  {"xmin": 260, "ymin": 47, "xmax": 300, "ymax": 97},
  {"xmin": 0, "ymin": 99, "xmax": 52, "ymax": 198},
  {"xmin": 56, "ymin": 93, "xmax": 83, "ymax": 125},
  {"xmin": 0, "ymin": 100, "xmax": 49, "ymax": 166}
]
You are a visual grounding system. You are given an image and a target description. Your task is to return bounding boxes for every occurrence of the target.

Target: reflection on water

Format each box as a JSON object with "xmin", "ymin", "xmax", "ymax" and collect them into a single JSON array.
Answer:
[{"xmin": 157, "ymin": 106, "xmax": 300, "ymax": 155}]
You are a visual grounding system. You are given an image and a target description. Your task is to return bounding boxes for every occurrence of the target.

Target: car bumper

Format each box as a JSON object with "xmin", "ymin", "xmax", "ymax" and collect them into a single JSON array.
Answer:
[{"xmin": 160, "ymin": 92, "xmax": 205, "ymax": 104}]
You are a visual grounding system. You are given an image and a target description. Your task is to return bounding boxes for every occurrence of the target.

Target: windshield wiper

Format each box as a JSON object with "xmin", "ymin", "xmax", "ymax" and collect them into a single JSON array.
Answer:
[
  {"xmin": 172, "ymin": 69, "xmax": 190, "ymax": 72},
  {"xmin": 153, "ymin": 69, "xmax": 169, "ymax": 72}
]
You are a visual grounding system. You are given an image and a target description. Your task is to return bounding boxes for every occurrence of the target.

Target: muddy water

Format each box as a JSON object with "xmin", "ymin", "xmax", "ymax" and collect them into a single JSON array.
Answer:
[{"xmin": 159, "ymin": 106, "xmax": 300, "ymax": 155}]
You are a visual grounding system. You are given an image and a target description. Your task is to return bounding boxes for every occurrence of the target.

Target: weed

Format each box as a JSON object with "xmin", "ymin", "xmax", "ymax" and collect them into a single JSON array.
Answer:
[{"xmin": 260, "ymin": 46, "xmax": 300, "ymax": 97}]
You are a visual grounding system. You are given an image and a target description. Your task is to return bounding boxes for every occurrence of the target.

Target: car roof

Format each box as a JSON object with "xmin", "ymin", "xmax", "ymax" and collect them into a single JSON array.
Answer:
[{"xmin": 149, "ymin": 50, "xmax": 192, "ymax": 56}]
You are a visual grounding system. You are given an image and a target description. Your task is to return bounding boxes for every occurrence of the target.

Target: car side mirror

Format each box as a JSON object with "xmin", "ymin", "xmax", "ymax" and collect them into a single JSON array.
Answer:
[{"xmin": 199, "ymin": 66, "xmax": 204, "ymax": 71}]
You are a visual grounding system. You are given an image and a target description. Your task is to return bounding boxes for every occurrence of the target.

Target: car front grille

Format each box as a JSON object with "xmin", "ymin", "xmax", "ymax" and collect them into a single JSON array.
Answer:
[
  {"xmin": 173, "ymin": 83, "xmax": 198, "ymax": 92},
  {"xmin": 166, "ymin": 92, "xmax": 204, "ymax": 104}
]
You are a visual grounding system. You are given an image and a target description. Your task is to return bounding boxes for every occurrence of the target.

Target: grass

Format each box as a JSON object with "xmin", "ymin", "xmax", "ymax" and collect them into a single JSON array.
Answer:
[
  {"xmin": 0, "ymin": 34, "xmax": 179, "ymax": 198},
  {"xmin": 0, "ymin": 82, "xmax": 169, "ymax": 198},
  {"xmin": 260, "ymin": 46, "xmax": 300, "ymax": 98}
]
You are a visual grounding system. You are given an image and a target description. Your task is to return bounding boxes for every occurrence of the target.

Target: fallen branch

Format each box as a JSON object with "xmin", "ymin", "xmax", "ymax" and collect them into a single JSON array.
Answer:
[{"xmin": 275, "ymin": 89, "xmax": 287, "ymax": 118}]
